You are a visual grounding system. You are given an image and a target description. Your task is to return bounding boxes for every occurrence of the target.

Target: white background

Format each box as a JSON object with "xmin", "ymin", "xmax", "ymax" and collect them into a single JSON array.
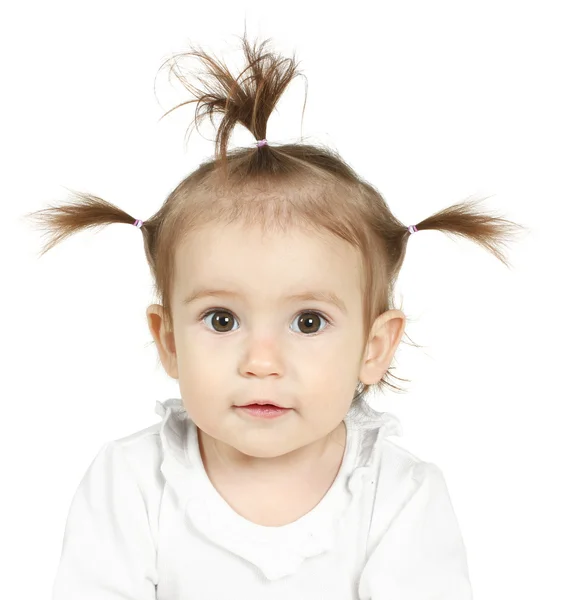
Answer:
[{"xmin": 2, "ymin": 1, "xmax": 562, "ymax": 598}]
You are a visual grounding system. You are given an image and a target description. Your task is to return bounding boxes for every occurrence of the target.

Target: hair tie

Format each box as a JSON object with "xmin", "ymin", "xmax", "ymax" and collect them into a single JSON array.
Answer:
[
  {"xmin": 256, "ymin": 139, "xmax": 268, "ymax": 147},
  {"xmin": 133, "ymin": 219, "xmax": 144, "ymax": 228},
  {"xmin": 407, "ymin": 225, "xmax": 418, "ymax": 234}
]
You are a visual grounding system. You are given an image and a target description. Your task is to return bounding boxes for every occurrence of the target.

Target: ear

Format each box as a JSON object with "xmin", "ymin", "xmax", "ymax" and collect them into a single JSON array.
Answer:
[
  {"xmin": 146, "ymin": 304, "xmax": 179, "ymax": 379},
  {"xmin": 358, "ymin": 309, "xmax": 406, "ymax": 385}
]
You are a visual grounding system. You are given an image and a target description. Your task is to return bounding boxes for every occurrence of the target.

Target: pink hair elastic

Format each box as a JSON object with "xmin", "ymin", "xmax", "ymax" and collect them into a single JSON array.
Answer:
[
  {"xmin": 256, "ymin": 139, "xmax": 268, "ymax": 147},
  {"xmin": 408, "ymin": 225, "xmax": 418, "ymax": 234},
  {"xmin": 133, "ymin": 219, "xmax": 144, "ymax": 228}
]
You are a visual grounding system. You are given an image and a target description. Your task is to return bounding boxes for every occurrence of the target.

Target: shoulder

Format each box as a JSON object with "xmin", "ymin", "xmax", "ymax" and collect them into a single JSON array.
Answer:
[
  {"xmin": 97, "ymin": 421, "xmax": 166, "ymax": 500},
  {"xmin": 379, "ymin": 437, "xmax": 431, "ymax": 481},
  {"xmin": 374, "ymin": 438, "xmax": 445, "ymax": 504},
  {"xmin": 112, "ymin": 420, "xmax": 163, "ymax": 456}
]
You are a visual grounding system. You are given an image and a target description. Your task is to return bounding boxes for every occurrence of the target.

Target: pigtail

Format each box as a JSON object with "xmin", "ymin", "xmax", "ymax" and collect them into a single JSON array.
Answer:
[
  {"xmin": 23, "ymin": 188, "xmax": 148, "ymax": 259},
  {"xmin": 401, "ymin": 194, "xmax": 527, "ymax": 270}
]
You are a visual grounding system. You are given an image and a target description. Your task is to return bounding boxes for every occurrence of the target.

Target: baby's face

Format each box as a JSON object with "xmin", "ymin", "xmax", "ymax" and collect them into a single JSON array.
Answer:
[{"xmin": 166, "ymin": 220, "xmax": 367, "ymax": 468}]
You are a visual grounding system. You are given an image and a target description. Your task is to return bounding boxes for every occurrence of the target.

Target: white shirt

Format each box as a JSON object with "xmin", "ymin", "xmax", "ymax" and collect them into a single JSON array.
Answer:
[{"xmin": 52, "ymin": 398, "xmax": 473, "ymax": 599}]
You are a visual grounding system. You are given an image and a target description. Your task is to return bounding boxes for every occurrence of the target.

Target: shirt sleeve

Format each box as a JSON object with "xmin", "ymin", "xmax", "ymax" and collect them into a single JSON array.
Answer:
[
  {"xmin": 51, "ymin": 441, "xmax": 158, "ymax": 600},
  {"xmin": 358, "ymin": 461, "xmax": 473, "ymax": 600}
]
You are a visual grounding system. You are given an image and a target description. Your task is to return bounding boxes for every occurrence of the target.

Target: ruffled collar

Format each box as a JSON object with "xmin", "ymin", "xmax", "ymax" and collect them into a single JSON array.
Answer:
[{"xmin": 155, "ymin": 397, "xmax": 401, "ymax": 580}]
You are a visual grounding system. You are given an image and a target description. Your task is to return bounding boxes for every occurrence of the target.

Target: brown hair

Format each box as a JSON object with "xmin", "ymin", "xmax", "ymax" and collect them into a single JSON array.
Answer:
[{"xmin": 23, "ymin": 32, "xmax": 527, "ymax": 404}]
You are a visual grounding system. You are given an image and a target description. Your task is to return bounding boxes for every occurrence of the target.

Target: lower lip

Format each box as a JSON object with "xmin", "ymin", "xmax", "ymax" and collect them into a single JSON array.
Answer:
[{"xmin": 236, "ymin": 404, "xmax": 291, "ymax": 418}]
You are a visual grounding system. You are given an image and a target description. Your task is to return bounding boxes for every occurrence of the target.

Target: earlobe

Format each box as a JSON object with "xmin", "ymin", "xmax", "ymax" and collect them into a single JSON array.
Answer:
[{"xmin": 358, "ymin": 310, "xmax": 406, "ymax": 386}]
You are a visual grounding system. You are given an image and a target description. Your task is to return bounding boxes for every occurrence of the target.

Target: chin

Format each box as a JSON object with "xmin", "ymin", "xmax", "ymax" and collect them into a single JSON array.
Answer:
[{"xmin": 237, "ymin": 441, "xmax": 294, "ymax": 460}]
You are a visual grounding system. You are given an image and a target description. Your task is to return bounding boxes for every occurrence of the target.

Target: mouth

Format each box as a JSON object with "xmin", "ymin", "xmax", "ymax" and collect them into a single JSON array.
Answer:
[
  {"xmin": 236, "ymin": 400, "xmax": 288, "ymax": 409},
  {"xmin": 235, "ymin": 403, "xmax": 292, "ymax": 419}
]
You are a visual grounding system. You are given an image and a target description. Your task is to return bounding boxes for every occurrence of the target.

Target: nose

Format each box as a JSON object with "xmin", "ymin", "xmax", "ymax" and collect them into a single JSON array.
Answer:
[{"xmin": 240, "ymin": 338, "xmax": 283, "ymax": 378}]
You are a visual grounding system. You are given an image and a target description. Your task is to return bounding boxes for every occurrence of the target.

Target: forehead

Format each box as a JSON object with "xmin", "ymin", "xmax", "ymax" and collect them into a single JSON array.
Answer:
[{"xmin": 175, "ymin": 221, "xmax": 363, "ymax": 299}]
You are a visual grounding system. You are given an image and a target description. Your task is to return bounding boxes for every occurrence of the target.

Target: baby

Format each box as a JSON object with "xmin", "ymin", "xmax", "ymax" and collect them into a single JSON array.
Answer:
[{"xmin": 27, "ymin": 32, "xmax": 525, "ymax": 600}]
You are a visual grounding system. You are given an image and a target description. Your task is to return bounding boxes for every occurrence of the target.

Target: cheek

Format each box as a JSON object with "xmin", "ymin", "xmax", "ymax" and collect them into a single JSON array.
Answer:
[
  {"xmin": 308, "ymin": 341, "xmax": 351, "ymax": 375},
  {"xmin": 180, "ymin": 388, "xmax": 227, "ymax": 436},
  {"xmin": 307, "ymin": 351, "xmax": 359, "ymax": 403},
  {"xmin": 175, "ymin": 347, "xmax": 232, "ymax": 409}
]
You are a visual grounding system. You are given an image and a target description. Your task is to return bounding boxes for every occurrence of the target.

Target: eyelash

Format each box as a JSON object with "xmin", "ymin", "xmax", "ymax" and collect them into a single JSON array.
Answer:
[{"xmin": 198, "ymin": 308, "xmax": 333, "ymax": 336}]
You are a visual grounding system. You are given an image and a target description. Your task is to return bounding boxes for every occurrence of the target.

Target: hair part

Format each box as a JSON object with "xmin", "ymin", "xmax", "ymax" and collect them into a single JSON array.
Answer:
[{"xmin": 23, "ymin": 31, "xmax": 528, "ymax": 404}]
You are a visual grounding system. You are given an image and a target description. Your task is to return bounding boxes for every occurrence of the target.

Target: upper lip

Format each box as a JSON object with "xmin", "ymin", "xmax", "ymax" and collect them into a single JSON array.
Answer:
[{"xmin": 237, "ymin": 400, "xmax": 289, "ymax": 408}]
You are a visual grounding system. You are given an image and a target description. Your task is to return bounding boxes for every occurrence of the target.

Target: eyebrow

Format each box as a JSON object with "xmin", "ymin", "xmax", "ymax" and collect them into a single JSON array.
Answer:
[{"xmin": 183, "ymin": 287, "xmax": 348, "ymax": 314}]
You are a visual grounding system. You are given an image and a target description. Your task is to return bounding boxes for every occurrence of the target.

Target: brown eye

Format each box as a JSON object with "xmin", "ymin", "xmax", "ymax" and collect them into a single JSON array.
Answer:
[
  {"xmin": 296, "ymin": 312, "xmax": 324, "ymax": 334},
  {"xmin": 205, "ymin": 310, "xmax": 236, "ymax": 333},
  {"xmin": 200, "ymin": 309, "xmax": 331, "ymax": 335}
]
